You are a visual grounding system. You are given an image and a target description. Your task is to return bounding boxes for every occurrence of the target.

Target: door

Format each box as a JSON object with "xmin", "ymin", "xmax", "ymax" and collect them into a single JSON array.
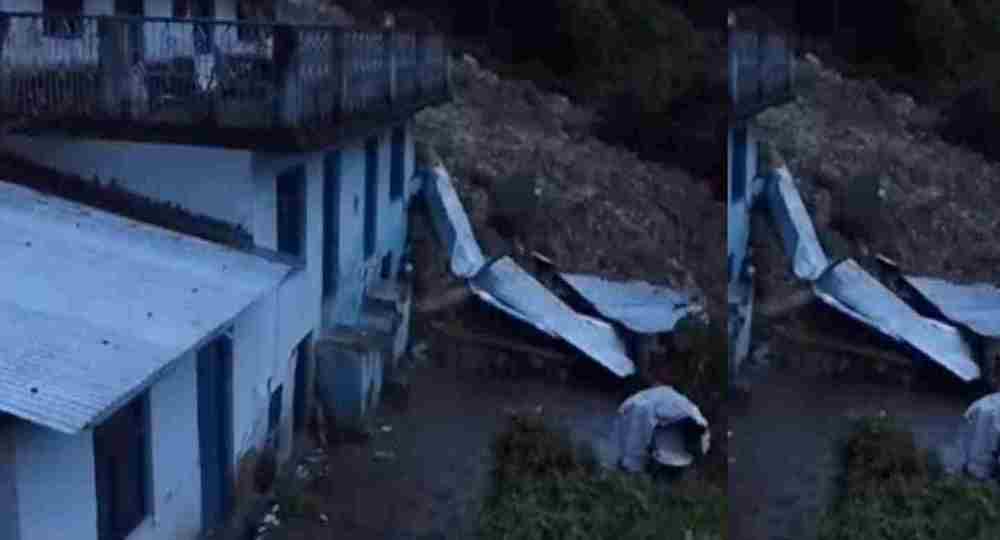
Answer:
[
  {"xmin": 114, "ymin": 0, "xmax": 144, "ymax": 65},
  {"xmin": 277, "ymin": 164, "xmax": 307, "ymax": 258},
  {"xmin": 197, "ymin": 334, "xmax": 234, "ymax": 532},
  {"xmin": 192, "ymin": 0, "xmax": 214, "ymax": 55},
  {"xmin": 364, "ymin": 137, "xmax": 379, "ymax": 259},
  {"xmin": 293, "ymin": 334, "xmax": 312, "ymax": 434}
]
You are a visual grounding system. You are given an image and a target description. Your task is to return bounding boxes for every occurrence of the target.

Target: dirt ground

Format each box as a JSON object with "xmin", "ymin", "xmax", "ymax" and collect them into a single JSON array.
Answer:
[
  {"xmin": 258, "ymin": 346, "xmax": 633, "ymax": 540},
  {"xmin": 732, "ymin": 50, "xmax": 1000, "ymax": 540},
  {"xmin": 730, "ymin": 361, "xmax": 978, "ymax": 540}
]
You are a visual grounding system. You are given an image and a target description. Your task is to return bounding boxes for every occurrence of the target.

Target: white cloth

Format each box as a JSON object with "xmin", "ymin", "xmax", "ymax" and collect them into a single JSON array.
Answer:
[{"xmin": 615, "ymin": 386, "xmax": 710, "ymax": 472}]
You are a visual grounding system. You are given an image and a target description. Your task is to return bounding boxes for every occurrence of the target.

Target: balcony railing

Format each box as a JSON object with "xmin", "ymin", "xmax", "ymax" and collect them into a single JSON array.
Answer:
[
  {"xmin": 0, "ymin": 12, "xmax": 451, "ymax": 149},
  {"xmin": 729, "ymin": 14, "xmax": 795, "ymax": 122}
]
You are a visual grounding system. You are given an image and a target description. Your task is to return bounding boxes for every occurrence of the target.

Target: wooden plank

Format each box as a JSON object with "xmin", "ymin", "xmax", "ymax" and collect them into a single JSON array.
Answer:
[
  {"xmin": 429, "ymin": 321, "xmax": 568, "ymax": 361},
  {"xmin": 770, "ymin": 325, "xmax": 912, "ymax": 367}
]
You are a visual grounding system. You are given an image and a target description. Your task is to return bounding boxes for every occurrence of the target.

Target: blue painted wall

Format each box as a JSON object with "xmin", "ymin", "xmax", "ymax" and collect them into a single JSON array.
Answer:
[
  {"xmin": 0, "ymin": 416, "xmax": 18, "ymax": 540},
  {"xmin": 727, "ymin": 124, "xmax": 757, "ymax": 285}
]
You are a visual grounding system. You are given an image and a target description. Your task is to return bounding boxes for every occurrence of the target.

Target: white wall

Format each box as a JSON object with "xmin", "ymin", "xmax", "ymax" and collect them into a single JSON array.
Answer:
[
  {"xmin": 141, "ymin": 351, "xmax": 202, "ymax": 540},
  {"xmin": 324, "ymin": 143, "xmax": 372, "ymax": 327},
  {"xmin": 0, "ymin": 136, "xmax": 256, "ymax": 232},
  {"xmin": 10, "ymin": 353, "xmax": 206, "ymax": 540},
  {"xmin": 13, "ymin": 421, "xmax": 98, "ymax": 540}
]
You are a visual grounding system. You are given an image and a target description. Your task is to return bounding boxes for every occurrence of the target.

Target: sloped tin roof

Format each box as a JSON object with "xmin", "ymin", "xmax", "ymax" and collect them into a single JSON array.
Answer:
[{"xmin": 0, "ymin": 181, "xmax": 292, "ymax": 433}]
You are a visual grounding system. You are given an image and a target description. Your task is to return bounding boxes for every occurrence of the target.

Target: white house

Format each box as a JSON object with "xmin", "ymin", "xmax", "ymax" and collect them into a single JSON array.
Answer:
[{"xmin": 0, "ymin": 0, "xmax": 450, "ymax": 538}]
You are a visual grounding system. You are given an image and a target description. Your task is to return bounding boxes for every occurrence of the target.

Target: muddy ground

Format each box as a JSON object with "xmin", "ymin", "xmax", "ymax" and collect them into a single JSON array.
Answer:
[
  {"xmin": 730, "ymin": 359, "xmax": 981, "ymax": 540},
  {"xmin": 258, "ymin": 344, "xmax": 632, "ymax": 540},
  {"xmin": 731, "ymin": 48, "xmax": 1000, "ymax": 540}
]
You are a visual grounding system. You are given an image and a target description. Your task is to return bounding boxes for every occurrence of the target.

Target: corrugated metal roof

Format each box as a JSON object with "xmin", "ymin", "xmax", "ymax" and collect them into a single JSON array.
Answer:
[
  {"xmin": 0, "ymin": 181, "xmax": 292, "ymax": 433},
  {"xmin": 423, "ymin": 166, "xmax": 486, "ymax": 278},
  {"xmin": 766, "ymin": 166, "xmax": 830, "ymax": 281},
  {"xmin": 469, "ymin": 257, "xmax": 635, "ymax": 378},
  {"xmin": 813, "ymin": 259, "xmax": 980, "ymax": 382},
  {"xmin": 902, "ymin": 276, "xmax": 1000, "ymax": 339},
  {"xmin": 557, "ymin": 273, "xmax": 696, "ymax": 334}
]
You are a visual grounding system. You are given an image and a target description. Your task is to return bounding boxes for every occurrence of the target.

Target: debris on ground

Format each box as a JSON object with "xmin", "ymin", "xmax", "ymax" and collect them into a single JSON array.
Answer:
[
  {"xmin": 749, "ymin": 148, "xmax": 983, "ymax": 383},
  {"xmin": 557, "ymin": 272, "xmax": 702, "ymax": 334},
  {"xmin": 746, "ymin": 51, "xmax": 1000, "ymax": 383},
  {"xmin": 469, "ymin": 255, "xmax": 635, "ymax": 378},
  {"xmin": 812, "ymin": 259, "xmax": 980, "ymax": 382},
  {"xmin": 414, "ymin": 53, "xmax": 723, "ymax": 324},
  {"xmin": 615, "ymin": 386, "xmax": 711, "ymax": 472}
]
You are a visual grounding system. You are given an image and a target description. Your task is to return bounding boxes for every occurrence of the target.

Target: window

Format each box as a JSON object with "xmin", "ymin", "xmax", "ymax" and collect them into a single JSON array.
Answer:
[
  {"xmin": 380, "ymin": 252, "xmax": 393, "ymax": 280},
  {"xmin": 389, "ymin": 126, "xmax": 406, "ymax": 201},
  {"xmin": 364, "ymin": 137, "xmax": 379, "ymax": 258},
  {"xmin": 43, "ymin": 0, "xmax": 83, "ymax": 39},
  {"xmin": 236, "ymin": 0, "xmax": 274, "ymax": 42},
  {"xmin": 323, "ymin": 152, "xmax": 341, "ymax": 301},
  {"xmin": 276, "ymin": 165, "xmax": 306, "ymax": 258},
  {"xmin": 268, "ymin": 385, "xmax": 283, "ymax": 443},
  {"xmin": 730, "ymin": 125, "xmax": 747, "ymax": 202},
  {"xmin": 94, "ymin": 393, "xmax": 150, "ymax": 540}
]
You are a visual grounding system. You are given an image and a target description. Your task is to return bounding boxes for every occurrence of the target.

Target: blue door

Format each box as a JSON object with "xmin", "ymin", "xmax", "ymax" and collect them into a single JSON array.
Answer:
[
  {"xmin": 197, "ymin": 334, "xmax": 233, "ymax": 532},
  {"xmin": 364, "ymin": 137, "xmax": 379, "ymax": 258}
]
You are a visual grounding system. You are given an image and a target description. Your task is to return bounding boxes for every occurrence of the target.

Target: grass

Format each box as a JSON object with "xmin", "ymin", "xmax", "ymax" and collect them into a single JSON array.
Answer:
[
  {"xmin": 818, "ymin": 415, "xmax": 1000, "ymax": 540},
  {"xmin": 478, "ymin": 414, "xmax": 726, "ymax": 540}
]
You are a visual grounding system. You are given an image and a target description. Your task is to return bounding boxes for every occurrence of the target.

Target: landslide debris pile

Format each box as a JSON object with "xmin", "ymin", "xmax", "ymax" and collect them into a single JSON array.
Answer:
[
  {"xmin": 752, "ymin": 53, "xmax": 1000, "ymax": 304},
  {"xmin": 412, "ymin": 55, "xmax": 725, "ymax": 321}
]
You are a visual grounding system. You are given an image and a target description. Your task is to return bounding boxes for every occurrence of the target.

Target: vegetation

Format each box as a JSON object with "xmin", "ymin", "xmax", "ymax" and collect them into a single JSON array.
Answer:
[
  {"xmin": 479, "ymin": 414, "xmax": 726, "ymax": 540},
  {"xmin": 818, "ymin": 415, "xmax": 1000, "ymax": 540}
]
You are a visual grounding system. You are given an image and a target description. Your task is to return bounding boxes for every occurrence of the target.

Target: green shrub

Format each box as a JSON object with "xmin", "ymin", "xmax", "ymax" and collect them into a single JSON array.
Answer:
[
  {"xmin": 819, "ymin": 415, "xmax": 1000, "ymax": 540},
  {"xmin": 481, "ymin": 414, "xmax": 726, "ymax": 540},
  {"xmin": 554, "ymin": 0, "xmax": 705, "ymax": 114}
]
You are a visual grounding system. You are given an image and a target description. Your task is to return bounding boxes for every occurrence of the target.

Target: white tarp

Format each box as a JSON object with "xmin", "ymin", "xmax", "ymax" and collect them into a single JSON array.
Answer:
[
  {"xmin": 952, "ymin": 393, "xmax": 1000, "ymax": 479},
  {"xmin": 615, "ymin": 386, "xmax": 710, "ymax": 471}
]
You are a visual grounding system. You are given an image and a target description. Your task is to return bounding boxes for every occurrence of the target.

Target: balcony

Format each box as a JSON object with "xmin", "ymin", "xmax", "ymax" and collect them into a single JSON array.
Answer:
[
  {"xmin": 0, "ymin": 12, "xmax": 451, "ymax": 150},
  {"xmin": 729, "ymin": 14, "xmax": 796, "ymax": 123}
]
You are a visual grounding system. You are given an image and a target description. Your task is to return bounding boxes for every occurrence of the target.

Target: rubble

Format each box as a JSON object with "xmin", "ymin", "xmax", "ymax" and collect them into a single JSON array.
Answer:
[{"xmin": 414, "ymin": 53, "xmax": 723, "ymax": 324}]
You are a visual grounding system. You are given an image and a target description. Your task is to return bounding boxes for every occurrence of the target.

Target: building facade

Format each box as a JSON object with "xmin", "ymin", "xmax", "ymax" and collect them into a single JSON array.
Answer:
[{"xmin": 0, "ymin": 0, "xmax": 448, "ymax": 538}]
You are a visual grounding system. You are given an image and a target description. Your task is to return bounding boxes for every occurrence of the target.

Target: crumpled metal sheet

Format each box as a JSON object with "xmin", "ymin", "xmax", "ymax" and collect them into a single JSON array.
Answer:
[
  {"xmin": 615, "ymin": 386, "xmax": 710, "ymax": 472},
  {"xmin": 558, "ymin": 273, "xmax": 697, "ymax": 334},
  {"xmin": 469, "ymin": 257, "xmax": 635, "ymax": 378},
  {"xmin": 422, "ymin": 166, "xmax": 486, "ymax": 278},
  {"xmin": 766, "ymin": 166, "xmax": 830, "ymax": 281},
  {"xmin": 902, "ymin": 276, "xmax": 1000, "ymax": 338},
  {"xmin": 813, "ymin": 259, "xmax": 981, "ymax": 382},
  {"xmin": 951, "ymin": 393, "xmax": 1000, "ymax": 479}
]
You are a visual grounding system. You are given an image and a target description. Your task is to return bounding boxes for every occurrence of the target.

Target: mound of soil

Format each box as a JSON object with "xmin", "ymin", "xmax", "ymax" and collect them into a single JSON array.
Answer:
[{"xmin": 413, "ymin": 55, "xmax": 725, "ymax": 322}]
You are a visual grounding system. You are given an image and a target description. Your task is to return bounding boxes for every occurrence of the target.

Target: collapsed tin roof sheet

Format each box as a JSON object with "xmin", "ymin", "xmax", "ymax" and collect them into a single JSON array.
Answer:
[
  {"xmin": 766, "ymin": 166, "xmax": 830, "ymax": 281},
  {"xmin": 813, "ymin": 259, "xmax": 980, "ymax": 382},
  {"xmin": 558, "ymin": 273, "xmax": 696, "ymax": 334},
  {"xmin": 0, "ymin": 181, "xmax": 292, "ymax": 433},
  {"xmin": 470, "ymin": 257, "xmax": 635, "ymax": 378},
  {"xmin": 423, "ymin": 166, "xmax": 486, "ymax": 278},
  {"xmin": 902, "ymin": 276, "xmax": 1000, "ymax": 339}
]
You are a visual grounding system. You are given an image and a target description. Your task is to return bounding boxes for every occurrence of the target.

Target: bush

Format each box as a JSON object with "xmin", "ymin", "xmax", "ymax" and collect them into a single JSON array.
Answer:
[
  {"xmin": 818, "ymin": 415, "xmax": 1000, "ymax": 540},
  {"xmin": 554, "ymin": 0, "xmax": 705, "ymax": 113},
  {"xmin": 481, "ymin": 414, "xmax": 726, "ymax": 540}
]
